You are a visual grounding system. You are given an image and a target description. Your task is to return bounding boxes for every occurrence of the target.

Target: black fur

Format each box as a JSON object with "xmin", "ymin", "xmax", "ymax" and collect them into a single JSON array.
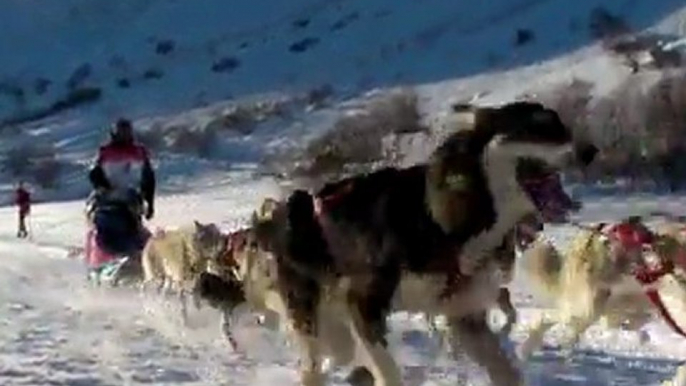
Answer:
[
  {"xmin": 279, "ymin": 141, "xmax": 496, "ymax": 342},
  {"xmin": 271, "ymin": 102, "xmax": 596, "ymax": 347},
  {"xmin": 195, "ymin": 272, "xmax": 246, "ymax": 311}
]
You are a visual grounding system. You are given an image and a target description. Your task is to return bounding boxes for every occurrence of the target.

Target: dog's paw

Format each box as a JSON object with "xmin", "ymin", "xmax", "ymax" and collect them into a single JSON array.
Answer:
[
  {"xmin": 638, "ymin": 329, "xmax": 651, "ymax": 345},
  {"xmin": 515, "ymin": 344, "xmax": 532, "ymax": 362}
]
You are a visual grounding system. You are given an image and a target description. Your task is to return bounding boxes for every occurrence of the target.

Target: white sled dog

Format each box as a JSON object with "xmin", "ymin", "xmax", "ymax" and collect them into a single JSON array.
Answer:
[
  {"xmin": 141, "ymin": 220, "xmax": 228, "ymax": 323},
  {"xmin": 517, "ymin": 217, "xmax": 686, "ymax": 386}
]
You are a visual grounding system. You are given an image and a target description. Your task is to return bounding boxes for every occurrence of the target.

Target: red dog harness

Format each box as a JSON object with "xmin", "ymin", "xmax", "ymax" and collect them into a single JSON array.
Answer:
[{"xmin": 605, "ymin": 222, "xmax": 686, "ymax": 338}]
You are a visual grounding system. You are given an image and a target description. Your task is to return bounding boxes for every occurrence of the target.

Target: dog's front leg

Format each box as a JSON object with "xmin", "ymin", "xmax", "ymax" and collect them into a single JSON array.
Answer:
[
  {"xmin": 497, "ymin": 288, "xmax": 517, "ymax": 337},
  {"xmin": 220, "ymin": 308, "xmax": 239, "ymax": 352},
  {"xmin": 292, "ymin": 330, "xmax": 326, "ymax": 386},
  {"xmin": 192, "ymin": 286, "xmax": 203, "ymax": 311},
  {"xmin": 179, "ymin": 288, "xmax": 190, "ymax": 326},
  {"xmin": 345, "ymin": 302, "xmax": 402, "ymax": 386},
  {"xmin": 557, "ymin": 288, "xmax": 610, "ymax": 357},
  {"xmin": 449, "ymin": 312, "xmax": 523, "ymax": 386},
  {"xmin": 516, "ymin": 310, "xmax": 554, "ymax": 361},
  {"xmin": 663, "ymin": 364, "xmax": 686, "ymax": 386}
]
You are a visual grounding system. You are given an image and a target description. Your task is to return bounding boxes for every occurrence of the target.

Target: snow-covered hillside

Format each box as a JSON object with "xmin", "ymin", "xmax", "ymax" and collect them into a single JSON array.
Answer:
[
  {"xmin": 2, "ymin": 0, "xmax": 686, "ymax": 205},
  {"xmin": 2, "ymin": 0, "xmax": 685, "ymax": 120}
]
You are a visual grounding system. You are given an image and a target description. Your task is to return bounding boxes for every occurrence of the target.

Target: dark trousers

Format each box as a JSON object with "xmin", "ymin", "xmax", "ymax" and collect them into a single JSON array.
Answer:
[{"xmin": 17, "ymin": 209, "xmax": 29, "ymax": 238}]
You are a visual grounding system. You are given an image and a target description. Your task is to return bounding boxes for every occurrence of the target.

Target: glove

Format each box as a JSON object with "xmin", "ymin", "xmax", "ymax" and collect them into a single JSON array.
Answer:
[{"xmin": 145, "ymin": 204, "xmax": 154, "ymax": 220}]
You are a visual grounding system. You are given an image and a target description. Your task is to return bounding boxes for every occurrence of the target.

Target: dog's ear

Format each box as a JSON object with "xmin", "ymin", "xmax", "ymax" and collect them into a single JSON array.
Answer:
[{"xmin": 194, "ymin": 220, "xmax": 204, "ymax": 232}]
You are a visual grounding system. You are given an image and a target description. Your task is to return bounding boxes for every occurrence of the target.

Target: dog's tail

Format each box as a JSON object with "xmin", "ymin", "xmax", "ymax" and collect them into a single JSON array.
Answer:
[{"xmin": 519, "ymin": 238, "xmax": 563, "ymax": 298}]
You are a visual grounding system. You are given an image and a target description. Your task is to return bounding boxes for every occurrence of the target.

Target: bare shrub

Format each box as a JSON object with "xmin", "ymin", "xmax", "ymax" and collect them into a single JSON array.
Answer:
[
  {"xmin": 580, "ymin": 77, "xmax": 654, "ymax": 181},
  {"xmin": 642, "ymin": 70, "xmax": 686, "ymax": 188},
  {"xmin": 589, "ymin": 77, "xmax": 647, "ymax": 148},
  {"xmin": 2, "ymin": 143, "xmax": 63, "ymax": 188},
  {"xmin": 206, "ymin": 100, "xmax": 291, "ymax": 135},
  {"xmin": 604, "ymin": 33, "xmax": 684, "ymax": 72},
  {"xmin": 576, "ymin": 71, "xmax": 686, "ymax": 188},
  {"xmin": 514, "ymin": 28, "xmax": 535, "ymax": 47},
  {"xmin": 588, "ymin": 6, "xmax": 630, "ymax": 40},
  {"xmin": 643, "ymin": 70, "xmax": 686, "ymax": 144},
  {"xmin": 305, "ymin": 84, "xmax": 335, "ymax": 110},
  {"xmin": 32, "ymin": 156, "xmax": 63, "ymax": 189},
  {"xmin": 536, "ymin": 79, "xmax": 593, "ymax": 130},
  {"xmin": 283, "ymin": 88, "xmax": 427, "ymax": 179},
  {"xmin": 136, "ymin": 122, "xmax": 166, "ymax": 150},
  {"xmin": 164, "ymin": 124, "xmax": 217, "ymax": 157}
]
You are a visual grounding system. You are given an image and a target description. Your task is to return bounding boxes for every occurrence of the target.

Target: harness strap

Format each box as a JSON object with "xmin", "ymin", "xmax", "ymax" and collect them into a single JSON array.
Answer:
[
  {"xmin": 644, "ymin": 288, "xmax": 686, "ymax": 338},
  {"xmin": 589, "ymin": 220, "xmax": 686, "ymax": 339},
  {"xmin": 313, "ymin": 182, "xmax": 354, "ymax": 217},
  {"xmin": 634, "ymin": 262, "xmax": 686, "ymax": 338}
]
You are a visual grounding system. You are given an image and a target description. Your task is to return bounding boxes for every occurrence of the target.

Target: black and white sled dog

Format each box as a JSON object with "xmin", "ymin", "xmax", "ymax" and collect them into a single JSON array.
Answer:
[{"xmin": 198, "ymin": 101, "xmax": 597, "ymax": 386}]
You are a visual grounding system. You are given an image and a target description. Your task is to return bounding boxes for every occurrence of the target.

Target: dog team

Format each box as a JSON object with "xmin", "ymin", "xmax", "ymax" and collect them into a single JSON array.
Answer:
[{"xmin": 96, "ymin": 101, "xmax": 686, "ymax": 386}]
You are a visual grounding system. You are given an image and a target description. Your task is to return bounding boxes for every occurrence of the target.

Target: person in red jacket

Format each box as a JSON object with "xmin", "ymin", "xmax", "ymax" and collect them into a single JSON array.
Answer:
[
  {"xmin": 88, "ymin": 118, "xmax": 156, "ymax": 220},
  {"xmin": 15, "ymin": 181, "xmax": 31, "ymax": 238}
]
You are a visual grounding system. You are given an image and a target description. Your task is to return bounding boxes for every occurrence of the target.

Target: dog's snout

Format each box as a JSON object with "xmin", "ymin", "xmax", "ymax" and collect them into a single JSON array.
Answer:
[{"xmin": 574, "ymin": 142, "xmax": 598, "ymax": 167}]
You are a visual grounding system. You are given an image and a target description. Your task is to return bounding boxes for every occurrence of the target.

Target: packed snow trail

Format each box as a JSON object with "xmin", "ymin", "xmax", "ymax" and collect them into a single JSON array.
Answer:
[{"xmin": 0, "ymin": 183, "xmax": 685, "ymax": 385}]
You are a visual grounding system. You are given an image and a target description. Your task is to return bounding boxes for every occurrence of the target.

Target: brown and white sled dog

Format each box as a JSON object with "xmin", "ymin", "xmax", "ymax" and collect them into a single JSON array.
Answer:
[
  {"xmin": 516, "ymin": 218, "xmax": 686, "ymax": 386},
  {"xmin": 197, "ymin": 211, "xmax": 529, "ymax": 384},
  {"xmin": 141, "ymin": 220, "xmax": 228, "ymax": 323},
  {"xmin": 198, "ymin": 214, "xmax": 531, "ymax": 359},
  {"xmin": 200, "ymin": 101, "xmax": 597, "ymax": 386}
]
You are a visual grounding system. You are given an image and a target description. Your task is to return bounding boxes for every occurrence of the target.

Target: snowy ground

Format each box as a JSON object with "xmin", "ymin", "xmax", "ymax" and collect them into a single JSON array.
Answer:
[{"xmin": 1, "ymin": 176, "xmax": 686, "ymax": 386}]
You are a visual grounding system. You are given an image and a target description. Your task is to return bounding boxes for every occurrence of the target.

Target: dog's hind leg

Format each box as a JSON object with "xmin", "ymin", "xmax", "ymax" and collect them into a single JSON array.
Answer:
[{"xmin": 449, "ymin": 312, "xmax": 523, "ymax": 386}]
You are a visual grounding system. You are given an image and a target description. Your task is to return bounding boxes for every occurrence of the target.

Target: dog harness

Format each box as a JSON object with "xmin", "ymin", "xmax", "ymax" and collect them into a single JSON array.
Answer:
[
  {"xmin": 605, "ymin": 222, "xmax": 686, "ymax": 339},
  {"xmin": 218, "ymin": 229, "xmax": 252, "ymax": 278},
  {"xmin": 313, "ymin": 181, "xmax": 354, "ymax": 217}
]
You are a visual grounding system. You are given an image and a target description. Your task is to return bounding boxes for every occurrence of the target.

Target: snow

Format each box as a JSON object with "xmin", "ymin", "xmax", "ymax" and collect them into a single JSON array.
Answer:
[{"xmin": 1, "ymin": 179, "xmax": 686, "ymax": 386}]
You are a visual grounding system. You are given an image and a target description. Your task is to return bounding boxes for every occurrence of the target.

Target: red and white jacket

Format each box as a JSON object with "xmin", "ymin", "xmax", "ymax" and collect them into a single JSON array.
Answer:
[{"xmin": 88, "ymin": 141, "xmax": 156, "ymax": 208}]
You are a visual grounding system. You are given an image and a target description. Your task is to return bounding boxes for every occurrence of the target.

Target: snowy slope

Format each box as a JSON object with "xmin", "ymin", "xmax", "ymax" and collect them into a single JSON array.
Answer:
[
  {"xmin": 1, "ymin": 182, "xmax": 686, "ymax": 386},
  {"xmin": 2, "ymin": 0, "xmax": 685, "ymax": 120},
  {"xmin": 2, "ymin": 0, "xmax": 686, "ymax": 205}
]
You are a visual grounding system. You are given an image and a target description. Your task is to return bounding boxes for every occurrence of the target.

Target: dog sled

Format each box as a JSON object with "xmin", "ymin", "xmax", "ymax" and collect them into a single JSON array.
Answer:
[{"xmin": 83, "ymin": 188, "xmax": 151, "ymax": 287}]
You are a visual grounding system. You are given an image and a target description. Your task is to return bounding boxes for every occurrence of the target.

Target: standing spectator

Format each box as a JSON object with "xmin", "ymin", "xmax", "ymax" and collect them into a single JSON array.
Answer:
[{"xmin": 15, "ymin": 181, "xmax": 31, "ymax": 238}]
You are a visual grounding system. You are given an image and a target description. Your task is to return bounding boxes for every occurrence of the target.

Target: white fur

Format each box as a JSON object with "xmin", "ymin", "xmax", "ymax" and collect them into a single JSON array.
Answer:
[
  {"xmin": 141, "ymin": 221, "xmax": 225, "ymax": 324},
  {"xmin": 458, "ymin": 136, "xmax": 572, "ymax": 275}
]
